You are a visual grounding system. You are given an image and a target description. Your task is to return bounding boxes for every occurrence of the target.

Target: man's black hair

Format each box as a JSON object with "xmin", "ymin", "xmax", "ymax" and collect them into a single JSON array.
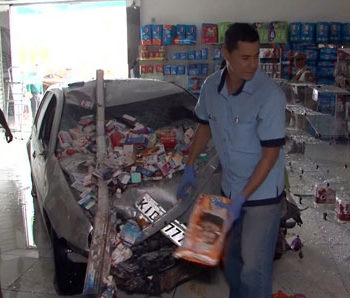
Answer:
[{"xmin": 224, "ymin": 23, "xmax": 259, "ymax": 53}]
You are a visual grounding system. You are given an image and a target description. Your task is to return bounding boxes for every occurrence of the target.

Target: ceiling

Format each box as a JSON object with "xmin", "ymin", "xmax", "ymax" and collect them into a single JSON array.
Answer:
[{"xmin": 0, "ymin": 0, "xmax": 126, "ymax": 6}]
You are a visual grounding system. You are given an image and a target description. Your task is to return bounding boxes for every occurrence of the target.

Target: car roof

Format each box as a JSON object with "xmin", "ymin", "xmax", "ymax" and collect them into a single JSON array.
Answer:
[{"xmin": 58, "ymin": 78, "xmax": 188, "ymax": 107}]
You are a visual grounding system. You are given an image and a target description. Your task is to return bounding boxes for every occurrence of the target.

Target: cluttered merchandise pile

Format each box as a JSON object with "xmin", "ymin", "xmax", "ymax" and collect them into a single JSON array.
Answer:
[
  {"xmin": 56, "ymin": 111, "xmax": 218, "ymax": 295},
  {"xmin": 57, "ymin": 113, "xmax": 195, "ymax": 212}
]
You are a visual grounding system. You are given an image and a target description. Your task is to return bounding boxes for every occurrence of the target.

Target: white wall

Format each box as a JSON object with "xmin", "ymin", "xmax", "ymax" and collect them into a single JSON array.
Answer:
[{"xmin": 141, "ymin": 0, "xmax": 350, "ymax": 25}]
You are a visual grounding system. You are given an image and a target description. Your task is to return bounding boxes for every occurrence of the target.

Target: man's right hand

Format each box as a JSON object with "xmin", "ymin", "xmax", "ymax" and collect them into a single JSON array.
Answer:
[
  {"xmin": 5, "ymin": 129, "xmax": 13, "ymax": 143},
  {"xmin": 176, "ymin": 165, "xmax": 197, "ymax": 199}
]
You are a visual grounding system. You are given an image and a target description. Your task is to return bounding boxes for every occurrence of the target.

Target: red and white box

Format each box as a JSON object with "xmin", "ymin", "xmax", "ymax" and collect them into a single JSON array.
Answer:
[
  {"xmin": 335, "ymin": 195, "xmax": 350, "ymax": 222},
  {"xmin": 315, "ymin": 185, "xmax": 336, "ymax": 204}
]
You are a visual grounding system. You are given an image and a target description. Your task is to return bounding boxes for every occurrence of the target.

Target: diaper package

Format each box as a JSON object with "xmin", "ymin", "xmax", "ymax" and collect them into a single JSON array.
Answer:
[
  {"xmin": 152, "ymin": 24, "xmax": 163, "ymax": 45},
  {"xmin": 141, "ymin": 25, "xmax": 152, "ymax": 45}
]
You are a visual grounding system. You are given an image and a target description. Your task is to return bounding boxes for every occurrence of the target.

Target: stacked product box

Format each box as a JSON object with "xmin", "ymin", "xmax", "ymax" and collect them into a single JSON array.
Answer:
[
  {"xmin": 218, "ymin": 22, "xmax": 232, "ymax": 44},
  {"xmin": 171, "ymin": 48, "xmax": 208, "ymax": 61},
  {"xmin": 342, "ymin": 23, "xmax": 350, "ymax": 44},
  {"xmin": 141, "ymin": 24, "xmax": 197, "ymax": 45},
  {"xmin": 329, "ymin": 22, "xmax": 342, "ymax": 44},
  {"xmin": 316, "ymin": 22, "xmax": 330, "ymax": 44},
  {"xmin": 254, "ymin": 22, "xmax": 269, "ymax": 44},
  {"xmin": 268, "ymin": 22, "xmax": 288, "ymax": 43},
  {"xmin": 289, "ymin": 22, "xmax": 302, "ymax": 43},
  {"xmin": 253, "ymin": 22, "xmax": 288, "ymax": 44},
  {"xmin": 201, "ymin": 23, "xmax": 218, "ymax": 44}
]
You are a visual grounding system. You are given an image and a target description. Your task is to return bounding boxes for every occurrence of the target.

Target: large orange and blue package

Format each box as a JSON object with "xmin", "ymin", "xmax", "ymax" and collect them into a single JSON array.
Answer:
[{"xmin": 174, "ymin": 194, "xmax": 231, "ymax": 266}]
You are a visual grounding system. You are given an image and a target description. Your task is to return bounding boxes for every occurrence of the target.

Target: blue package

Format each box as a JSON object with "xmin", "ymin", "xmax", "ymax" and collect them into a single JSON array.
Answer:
[
  {"xmin": 152, "ymin": 24, "xmax": 163, "ymax": 45},
  {"xmin": 141, "ymin": 25, "xmax": 152, "ymax": 45},
  {"xmin": 317, "ymin": 78, "xmax": 335, "ymax": 85},
  {"xmin": 316, "ymin": 22, "xmax": 330, "ymax": 44},
  {"xmin": 306, "ymin": 60, "xmax": 317, "ymax": 66},
  {"xmin": 188, "ymin": 64, "xmax": 201, "ymax": 76},
  {"xmin": 329, "ymin": 22, "xmax": 342, "ymax": 44},
  {"xmin": 163, "ymin": 65, "xmax": 171, "ymax": 75},
  {"xmin": 171, "ymin": 53, "xmax": 178, "ymax": 60},
  {"xmin": 212, "ymin": 47, "xmax": 222, "ymax": 60},
  {"xmin": 179, "ymin": 52, "xmax": 188, "ymax": 60},
  {"xmin": 289, "ymin": 23, "xmax": 302, "ymax": 42},
  {"xmin": 319, "ymin": 48, "xmax": 337, "ymax": 60},
  {"xmin": 163, "ymin": 24, "xmax": 175, "ymax": 45},
  {"xmin": 300, "ymin": 23, "xmax": 316, "ymax": 43},
  {"xmin": 201, "ymin": 63, "xmax": 209, "ymax": 75},
  {"xmin": 317, "ymin": 66, "xmax": 335, "ymax": 77},
  {"xmin": 188, "ymin": 77, "xmax": 202, "ymax": 91},
  {"xmin": 195, "ymin": 50, "xmax": 202, "ymax": 60},
  {"xmin": 177, "ymin": 65, "xmax": 186, "ymax": 75},
  {"xmin": 186, "ymin": 25, "xmax": 197, "ymax": 44},
  {"xmin": 176, "ymin": 24, "xmax": 187, "ymax": 41},
  {"xmin": 188, "ymin": 50, "xmax": 196, "ymax": 60},
  {"xmin": 201, "ymin": 48, "xmax": 208, "ymax": 60},
  {"xmin": 319, "ymin": 47, "xmax": 337, "ymax": 55},
  {"xmin": 317, "ymin": 61, "xmax": 335, "ymax": 67},
  {"xmin": 305, "ymin": 49, "xmax": 319, "ymax": 61},
  {"xmin": 171, "ymin": 66, "xmax": 178, "ymax": 75},
  {"xmin": 342, "ymin": 23, "xmax": 350, "ymax": 44}
]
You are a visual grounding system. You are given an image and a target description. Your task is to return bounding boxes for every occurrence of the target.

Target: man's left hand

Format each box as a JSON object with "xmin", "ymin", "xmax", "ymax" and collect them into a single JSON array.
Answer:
[{"xmin": 215, "ymin": 194, "xmax": 246, "ymax": 224}]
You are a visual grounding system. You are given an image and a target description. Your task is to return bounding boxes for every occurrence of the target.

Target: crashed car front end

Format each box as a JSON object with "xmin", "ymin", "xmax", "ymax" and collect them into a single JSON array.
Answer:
[{"xmin": 51, "ymin": 78, "xmax": 221, "ymax": 294}]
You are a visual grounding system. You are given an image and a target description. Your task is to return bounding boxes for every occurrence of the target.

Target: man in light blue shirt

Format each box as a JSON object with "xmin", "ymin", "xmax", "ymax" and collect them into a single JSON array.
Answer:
[{"xmin": 177, "ymin": 23, "xmax": 286, "ymax": 298}]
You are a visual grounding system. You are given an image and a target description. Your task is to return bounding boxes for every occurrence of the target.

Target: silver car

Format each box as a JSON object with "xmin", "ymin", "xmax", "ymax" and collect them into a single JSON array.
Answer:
[{"xmin": 27, "ymin": 78, "xmax": 221, "ymax": 295}]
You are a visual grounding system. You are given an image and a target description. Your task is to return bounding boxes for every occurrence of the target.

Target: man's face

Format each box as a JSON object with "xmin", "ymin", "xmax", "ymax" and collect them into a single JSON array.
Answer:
[
  {"xmin": 294, "ymin": 56, "xmax": 306, "ymax": 69},
  {"xmin": 223, "ymin": 40, "xmax": 259, "ymax": 81}
]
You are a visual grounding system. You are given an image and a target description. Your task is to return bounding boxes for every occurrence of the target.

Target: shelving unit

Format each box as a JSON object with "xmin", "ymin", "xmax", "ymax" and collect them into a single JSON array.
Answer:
[{"xmin": 138, "ymin": 44, "xmax": 223, "ymax": 96}]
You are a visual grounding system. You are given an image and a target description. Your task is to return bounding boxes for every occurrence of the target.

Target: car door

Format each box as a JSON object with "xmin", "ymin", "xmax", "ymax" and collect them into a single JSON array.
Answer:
[{"xmin": 30, "ymin": 91, "xmax": 58, "ymax": 205}]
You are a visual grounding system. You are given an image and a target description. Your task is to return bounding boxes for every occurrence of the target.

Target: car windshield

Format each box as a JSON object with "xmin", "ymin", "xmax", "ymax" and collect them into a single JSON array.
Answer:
[{"xmin": 58, "ymin": 80, "xmax": 197, "ymax": 132}]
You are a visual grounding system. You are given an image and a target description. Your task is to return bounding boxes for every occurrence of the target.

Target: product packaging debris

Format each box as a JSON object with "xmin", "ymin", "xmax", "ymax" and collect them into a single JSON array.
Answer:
[{"xmin": 56, "ymin": 113, "xmax": 193, "ymax": 215}]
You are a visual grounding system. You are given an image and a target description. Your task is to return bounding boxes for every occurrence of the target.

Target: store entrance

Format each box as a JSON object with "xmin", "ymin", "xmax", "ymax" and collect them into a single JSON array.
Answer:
[{"xmin": 8, "ymin": 0, "xmax": 128, "ymax": 133}]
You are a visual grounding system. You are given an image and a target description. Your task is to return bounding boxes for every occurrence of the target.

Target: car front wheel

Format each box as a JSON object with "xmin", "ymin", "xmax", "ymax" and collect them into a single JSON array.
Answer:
[{"xmin": 49, "ymin": 221, "xmax": 87, "ymax": 295}]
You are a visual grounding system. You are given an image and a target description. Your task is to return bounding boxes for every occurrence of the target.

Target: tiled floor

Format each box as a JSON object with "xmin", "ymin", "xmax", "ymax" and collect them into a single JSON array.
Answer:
[{"xmin": 1, "ymin": 132, "xmax": 350, "ymax": 298}]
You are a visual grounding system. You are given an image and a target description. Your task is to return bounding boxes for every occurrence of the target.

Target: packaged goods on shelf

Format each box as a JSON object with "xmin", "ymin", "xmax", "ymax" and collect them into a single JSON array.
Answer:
[
  {"xmin": 186, "ymin": 25, "xmax": 197, "ymax": 44},
  {"xmin": 316, "ymin": 22, "xmax": 330, "ymax": 44},
  {"xmin": 162, "ymin": 24, "xmax": 176, "ymax": 45},
  {"xmin": 342, "ymin": 23, "xmax": 350, "ymax": 44},
  {"xmin": 300, "ymin": 23, "xmax": 316, "ymax": 43},
  {"xmin": 201, "ymin": 23, "xmax": 218, "ymax": 44},
  {"xmin": 141, "ymin": 25, "xmax": 152, "ymax": 45},
  {"xmin": 329, "ymin": 22, "xmax": 342, "ymax": 44},
  {"xmin": 319, "ymin": 48, "xmax": 337, "ymax": 61},
  {"xmin": 218, "ymin": 22, "xmax": 232, "ymax": 44},
  {"xmin": 188, "ymin": 77, "xmax": 203, "ymax": 92},
  {"xmin": 139, "ymin": 45, "xmax": 165, "ymax": 61},
  {"xmin": 289, "ymin": 22, "xmax": 302, "ymax": 43},
  {"xmin": 152, "ymin": 24, "xmax": 163, "ymax": 45},
  {"xmin": 175, "ymin": 24, "xmax": 197, "ymax": 45},
  {"xmin": 212, "ymin": 46, "xmax": 222, "ymax": 60},
  {"xmin": 268, "ymin": 22, "xmax": 288, "ymax": 43},
  {"xmin": 254, "ymin": 22, "xmax": 269, "ymax": 44}
]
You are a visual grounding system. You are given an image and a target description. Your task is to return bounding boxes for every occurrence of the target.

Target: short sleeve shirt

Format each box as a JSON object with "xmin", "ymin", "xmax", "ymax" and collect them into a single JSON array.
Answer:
[{"xmin": 195, "ymin": 68, "xmax": 286, "ymax": 203}]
